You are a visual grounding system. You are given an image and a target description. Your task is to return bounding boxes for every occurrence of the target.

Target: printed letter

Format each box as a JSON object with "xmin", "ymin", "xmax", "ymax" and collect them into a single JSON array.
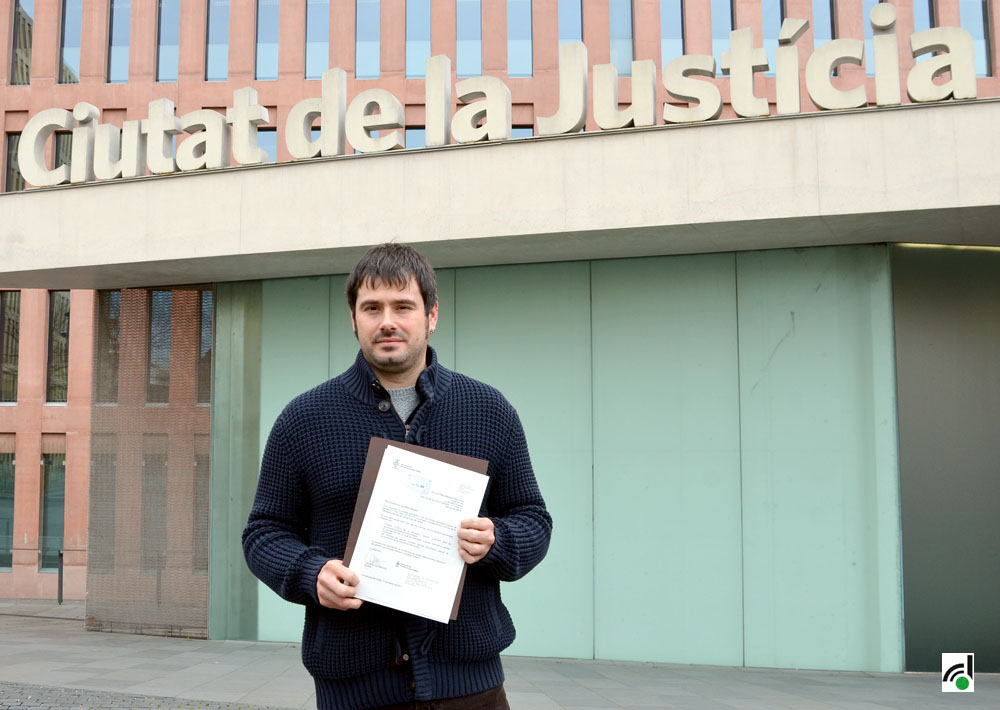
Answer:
[
  {"xmin": 806, "ymin": 39, "xmax": 867, "ymax": 109},
  {"xmin": 93, "ymin": 121, "xmax": 145, "ymax": 180},
  {"xmin": 143, "ymin": 98, "xmax": 183, "ymax": 174},
  {"xmin": 594, "ymin": 60, "xmax": 656, "ymax": 129},
  {"xmin": 177, "ymin": 109, "xmax": 231, "ymax": 171},
  {"xmin": 285, "ymin": 68, "xmax": 347, "ymax": 159},
  {"xmin": 537, "ymin": 42, "xmax": 588, "ymax": 135},
  {"xmin": 226, "ymin": 87, "xmax": 271, "ymax": 164},
  {"xmin": 907, "ymin": 27, "xmax": 977, "ymax": 102},
  {"xmin": 70, "ymin": 103, "xmax": 99, "ymax": 184},
  {"xmin": 17, "ymin": 108, "xmax": 74, "ymax": 187},
  {"xmin": 346, "ymin": 89, "xmax": 405, "ymax": 152},
  {"xmin": 776, "ymin": 19, "xmax": 808, "ymax": 115},
  {"xmin": 871, "ymin": 3, "xmax": 900, "ymax": 106},
  {"xmin": 451, "ymin": 76, "xmax": 512, "ymax": 143},
  {"xmin": 425, "ymin": 55, "xmax": 452, "ymax": 146},
  {"xmin": 662, "ymin": 55, "xmax": 723, "ymax": 123},
  {"xmin": 720, "ymin": 27, "xmax": 770, "ymax": 117}
]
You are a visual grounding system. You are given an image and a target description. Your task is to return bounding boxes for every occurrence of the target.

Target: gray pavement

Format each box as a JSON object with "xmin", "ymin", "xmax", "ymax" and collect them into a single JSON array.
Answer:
[{"xmin": 1, "ymin": 600, "xmax": 996, "ymax": 709}]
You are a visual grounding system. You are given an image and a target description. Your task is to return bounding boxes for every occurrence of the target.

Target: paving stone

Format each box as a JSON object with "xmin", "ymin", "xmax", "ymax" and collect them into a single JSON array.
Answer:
[{"xmin": 0, "ymin": 682, "xmax": 296, "ymax": 709}]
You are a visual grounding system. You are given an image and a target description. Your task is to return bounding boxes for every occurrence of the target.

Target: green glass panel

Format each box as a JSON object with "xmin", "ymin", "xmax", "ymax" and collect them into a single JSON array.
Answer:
[
  {"xmin": 591, "ymin": 254, "xmax": 744, "ymax": 665},
  {"xmin": 455, "ymin": 261, "xmax": 593, "ymax": 659},
  {"xmin": 737, "ymin": 245, "xmax": 903, "ymax": 672}
]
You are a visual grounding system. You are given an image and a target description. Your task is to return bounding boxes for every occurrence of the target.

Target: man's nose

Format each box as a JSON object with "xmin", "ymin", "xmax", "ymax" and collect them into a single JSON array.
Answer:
[{"xmin": 379, "ymin": 311, "xmax": 397, "ymax": 330}]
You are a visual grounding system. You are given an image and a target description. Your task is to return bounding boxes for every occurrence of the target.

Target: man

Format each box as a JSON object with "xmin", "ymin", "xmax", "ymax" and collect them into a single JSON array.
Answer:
[{"xmin": 243, "ymin": 243, "xmax": 552, "ymax": 710}]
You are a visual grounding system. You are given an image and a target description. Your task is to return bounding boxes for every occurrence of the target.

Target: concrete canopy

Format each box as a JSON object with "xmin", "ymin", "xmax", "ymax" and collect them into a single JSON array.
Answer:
[{"xmin": 1, "ymin": 98, "xmax": 998, "ymax": 289}]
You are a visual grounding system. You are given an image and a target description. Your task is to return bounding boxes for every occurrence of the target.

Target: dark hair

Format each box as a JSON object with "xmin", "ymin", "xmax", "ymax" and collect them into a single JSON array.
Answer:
[{"xmin": 346, "ymin": 243, "xmax": 438, "ymax": 315}]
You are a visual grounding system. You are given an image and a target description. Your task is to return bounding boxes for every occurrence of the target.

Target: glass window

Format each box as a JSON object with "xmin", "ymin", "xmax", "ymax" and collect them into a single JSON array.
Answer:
[
  {"xmin": 88, "ymin": 436, "xmax": 116, "ymax": 574},
  {"xmin": 157, "ymin": 0, "xmax": 180, "ymax": 81},
  {"xmin": 356, "ymin": 0, "xmax": 380, "ymax": 78},
  {"xmin": 206, "ymin": 0, "xmax": 230, "ymax": 81},
  {"xmin": 141, "ymin": 435, "xmax": 167, "ymax": 573},
  {"xmin": 511, "ymin": 126, "xmax": 533, "ymax": 137},
  {"xmin": 609, "ymin": 0, "xmax": 633, "ymax": 76},
  {"xmin": 0, "ymin": 446, "xmax": 13, "ymax": 569},
  {"xmin": 40, "ymin": 452, "xmax": 65, "ymax": 570},
  {"xmin": 508, "ymin": 0, "xmax": 532, "ymax": 77},
  {"xmin": 405, "ymin": 128, "xmax": 425, "ymax": 148},
  {"xmin": 406, "ymin": 0, "xmax": 431, "ymax": 77},
  {"xmin": 59, "ymin": 0, "xmax": 83, "ymax": 84},
  {"xmin": 812, "ymin": 0, "xmax": 835, "ymax": 44},
  {"xmin": 558, "ymin": 0, "xmax": 582, "ymax": 44},
  {"xmin": 256, "ymin": 0, "xmax": 280, "ymax": 80},
  {"xmin": 660, "ymin": 0, "xmax": 683, "ymax": 65},
  {"xmin": 760, "ymin": 0, "xmax": 783, "ymax": 77},
  {"xmin": 96, "ymin": 290, "xmax": 121, "ymax": 404},
  {"xmin": 862, "ymin": 0, "xmax": 879, "ymax": 76},
  {"xmin": 46, "ymin": 292, "xmax": 70, "ymax": 403},
  {"xmin": 147, "ymin": 290, "xmax": 171, "ymax": 404},
  {"xmin": 456, "ymin": 0, "xmax": 481, "ymax": 77},
  {"xmin": 10, "ymin": 0, "xmax": 34, "ymax": 85},
  {"xmin": 711, "ymin": 0, "xmax": 732, "ymax": 76},
  {"xmin": 960, "ymin": 0, "xmax": 992, "ymax": 76},
  {"xmin": 54, "ymin": 133, "xmax": 72, "ymax": 170},
  {"xmin": 258, "ymin": 128, "xmax": 277, "ymax": 162},
  {"xmin": 5, "ymin": 134, "xmax": 24, "ymax": 192},
  {"xmin": 0, "ymin": 292, "xmax": 18, "ymax": 403},
  {"xmin": 108, "ymin": 0, "xmax": 130, "ymax": 83},
  {"xmin": 306, "ymin": 0, "xmax": 329, "ymax": 79},
  {"xmin": 197, "ymin": 290, "xmax": 213, "ymax": 404},
  {"xmin": 913, "ymin": 0, "xmax": 933, "ymax": 32}
]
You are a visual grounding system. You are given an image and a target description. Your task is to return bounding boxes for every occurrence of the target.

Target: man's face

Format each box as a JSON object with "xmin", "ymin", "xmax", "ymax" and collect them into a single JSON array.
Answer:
[{"xmin": 352, "ymin": 277, "xmax": 438, "ymax": 383}]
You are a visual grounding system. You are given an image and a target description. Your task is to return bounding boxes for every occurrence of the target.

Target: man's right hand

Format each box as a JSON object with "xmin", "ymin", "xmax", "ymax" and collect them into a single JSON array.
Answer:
[{"xmin": 316, "ymin": 559, "xmax": 364, "ymax": 610}]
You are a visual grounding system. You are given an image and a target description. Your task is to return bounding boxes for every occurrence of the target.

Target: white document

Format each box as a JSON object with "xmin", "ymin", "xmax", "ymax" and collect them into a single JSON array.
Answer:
[{"xmin": 352, "ymin": 444, "xmax": 489, "ymax": 623}]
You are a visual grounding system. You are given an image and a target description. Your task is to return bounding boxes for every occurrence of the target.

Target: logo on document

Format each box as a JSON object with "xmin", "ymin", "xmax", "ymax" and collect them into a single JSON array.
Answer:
[{"xmin": 941, "ymin": 653, "xmax": 974, "ymax": 692}]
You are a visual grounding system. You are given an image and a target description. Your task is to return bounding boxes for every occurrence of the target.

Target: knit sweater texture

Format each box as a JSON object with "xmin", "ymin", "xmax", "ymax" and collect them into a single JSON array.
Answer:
[{"xmin": 242, "ymin": 348, "xmax": 552, "ymax": 710}]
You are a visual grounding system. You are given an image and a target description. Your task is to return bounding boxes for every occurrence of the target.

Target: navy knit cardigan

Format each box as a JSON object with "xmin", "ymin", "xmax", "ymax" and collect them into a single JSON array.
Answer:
[{"xmin": 242, "ymin": 348, "xmax": 552, "ymax": 710}]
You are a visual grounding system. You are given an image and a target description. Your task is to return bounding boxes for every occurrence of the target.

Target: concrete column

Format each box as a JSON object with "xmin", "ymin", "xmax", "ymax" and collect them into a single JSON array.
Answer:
[
  {"xmin": 331, "ymin": 0, "xmax": 356, "ymax": 73},
  {"xmin": 61, "ymin": 289, "xmax": 93, "ymax": 599},
  {"xmin": 682, "ymin": 0, "xmax": 712, "ymax": 55},
  {"xmin": 229, "ymin": 0, "xmax": 258, "ymax": 83},
  {"xmin": 31, "ymin": 0, "xmax": 61, "ymax": 83},
  {"xmin": 482, "ymin": 0, "xmax": 507, "ymax": 75},
  {"xmin": 430, "ymin": 0, "xmax": 456, "ymax": 61},
  {"xmin": 280, "ymin": 0, "xmax": 307, "ymax": 80},
  {"xmin": 179, "ymin": 0, "xmax": 209, "ymax": 82},
  {"xmin": 11, "ymin": 290, "xmax": 46, "ymax": 593},
  {"xmin": 79, "ymin": 0, "xmax": 111, "ymax": 83},
  {"xmin": 381, "ymin": 0, "xmax": 404, "ymax": 77},
  {"xmin": 129, "ymin": 0, "xmax": 158, "ymax": 83}
]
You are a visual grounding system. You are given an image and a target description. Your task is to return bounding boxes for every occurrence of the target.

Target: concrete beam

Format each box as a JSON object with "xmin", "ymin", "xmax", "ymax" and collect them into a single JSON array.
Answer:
[{"xmin": 1, "ymin": 99, "xmax": 998, "ymax": 288}]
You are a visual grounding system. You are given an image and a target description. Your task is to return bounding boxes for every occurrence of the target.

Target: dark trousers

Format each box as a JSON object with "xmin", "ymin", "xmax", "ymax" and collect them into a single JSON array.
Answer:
[{"xmin": 371, "ymin": 684, "xmax": 510, "ymax": 710}]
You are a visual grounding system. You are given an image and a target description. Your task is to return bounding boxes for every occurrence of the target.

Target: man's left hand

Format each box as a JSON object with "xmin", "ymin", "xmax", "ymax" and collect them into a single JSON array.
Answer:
[{"xmin": 457, "ymin": 517, "xmax": 495, "ymax": 564}]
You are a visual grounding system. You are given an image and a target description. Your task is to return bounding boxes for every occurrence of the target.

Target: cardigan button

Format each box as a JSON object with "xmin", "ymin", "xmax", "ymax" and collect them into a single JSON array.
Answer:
[{"xmin": 378, "ymin": 400, "xmax": 391, "ymax": 413}]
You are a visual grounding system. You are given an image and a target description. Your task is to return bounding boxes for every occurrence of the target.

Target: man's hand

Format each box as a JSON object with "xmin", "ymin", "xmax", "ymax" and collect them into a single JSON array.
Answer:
[
  {"xmin": 316, "ymin": 559, "xmax": 363, "ymax": 610},
  {"xmin": 458, "ymin": 517, "xmax": 496, "ymax": 564}
]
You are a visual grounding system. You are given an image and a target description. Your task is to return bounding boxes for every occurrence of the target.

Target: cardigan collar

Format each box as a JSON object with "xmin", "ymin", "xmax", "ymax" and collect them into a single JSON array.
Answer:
[{"xmin": 342, "ymin": 345, "xmax": 452, "ymax": 405}]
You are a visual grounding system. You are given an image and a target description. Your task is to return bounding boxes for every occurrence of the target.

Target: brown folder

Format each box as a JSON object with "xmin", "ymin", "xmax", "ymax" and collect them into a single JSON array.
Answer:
[{"xmin": 343, "ymin": 437, "xmax": 490, "ymax": 621}]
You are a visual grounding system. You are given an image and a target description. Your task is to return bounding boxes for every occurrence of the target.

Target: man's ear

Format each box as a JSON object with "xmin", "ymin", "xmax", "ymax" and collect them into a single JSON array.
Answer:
[
  {"xmin": 350, "ymin": 308, "xmax": 358, "ymax": 337},
  {"xmin": 429, "ymin": 301, "xmax": 439, "ymax": 333}
]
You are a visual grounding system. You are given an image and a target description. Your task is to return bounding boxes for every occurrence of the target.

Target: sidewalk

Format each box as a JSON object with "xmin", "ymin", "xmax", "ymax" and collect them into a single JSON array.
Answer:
[{"xmin": 1, "ymin": 600, "xmax": 996, "ymax": 709}]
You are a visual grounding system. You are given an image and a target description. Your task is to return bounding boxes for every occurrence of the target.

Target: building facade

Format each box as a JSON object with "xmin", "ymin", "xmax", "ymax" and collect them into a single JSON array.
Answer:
[{"xmin": 1, "ymin": 0, "xmax": 998, "ymax": 674}]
